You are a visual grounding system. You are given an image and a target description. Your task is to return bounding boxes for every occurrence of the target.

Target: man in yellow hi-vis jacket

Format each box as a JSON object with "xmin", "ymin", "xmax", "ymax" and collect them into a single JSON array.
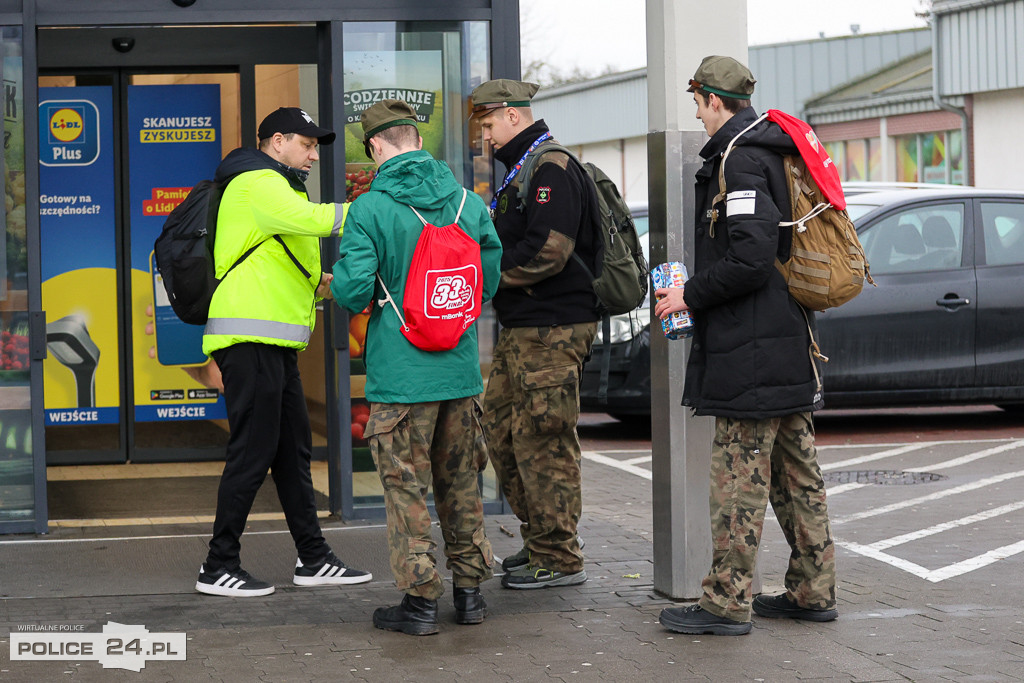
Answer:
[{"xmin": 194, "ymin": 107, "xmax": 371, "ymax": 597}]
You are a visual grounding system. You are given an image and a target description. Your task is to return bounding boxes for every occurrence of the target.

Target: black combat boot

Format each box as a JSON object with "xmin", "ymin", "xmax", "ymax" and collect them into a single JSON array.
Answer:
[
  {"xmin": 453, "ymin": 587, "xmax": 487, "ymax": 625},
  {"xmin": 372, "ymin": 594, "xmax": 439, "ymax": 636}
]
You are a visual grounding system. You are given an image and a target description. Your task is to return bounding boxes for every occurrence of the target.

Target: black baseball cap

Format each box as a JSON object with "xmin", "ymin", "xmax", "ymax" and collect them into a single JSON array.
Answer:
[{"xmin": 257, "ymin": 107, "xmax": 336, "ymax": 145}]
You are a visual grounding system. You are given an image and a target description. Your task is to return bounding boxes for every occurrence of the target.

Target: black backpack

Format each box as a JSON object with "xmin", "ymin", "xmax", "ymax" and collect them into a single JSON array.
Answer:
[
  {"xmin": 153, "ymin": 175, "xmax": 309, "ymax": 326},
  {"xmin": 516, "ymin": 143, "xmax": 649, "ymax": 315}
]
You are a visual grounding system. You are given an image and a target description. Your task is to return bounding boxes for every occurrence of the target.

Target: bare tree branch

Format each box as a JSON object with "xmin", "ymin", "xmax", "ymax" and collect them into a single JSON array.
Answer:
[{"xmin": 520, "ymin": 0, "xmax": 619, "ymax": 87}]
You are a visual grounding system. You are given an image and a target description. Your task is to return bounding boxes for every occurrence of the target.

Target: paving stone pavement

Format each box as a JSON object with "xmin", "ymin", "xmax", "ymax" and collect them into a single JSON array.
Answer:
[{"xmin": 3, "ymin": 441, "xmax": 1024, "ymax": 682}]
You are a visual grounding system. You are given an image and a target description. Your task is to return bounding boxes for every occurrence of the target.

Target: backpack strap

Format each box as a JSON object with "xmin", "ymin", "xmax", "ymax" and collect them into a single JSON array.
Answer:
[
  {"xmin": 221, "ymin": 235, "xmax": 312, "ymax": 288},
  {"xmin": 375, "ymin": 274, "xmax": 410, "ymax": 332},
  {"xmin": 710, "ymin": 112, "xmax": 769, "ymax": 237},
  {"xmin": 515, "ymin": 144, "xmax": 600, "ymax": 284},
  {"xmin": 408, "ymin": 188, "xmax": 468, "ymax": 227},
  {"xmin": 515, "ymin": 143, "xmax": 574, "ymax": 210},
  {"xmin": 799, "ymin": 304, "xmax": 828, "ymax": 395},
  {"xmin": 214, "ymin": 171, "xmax": 312, "ymax": 289},
  {"xmin": 454, "ymin": 188, "xmax": 467, "ymax": 223}
]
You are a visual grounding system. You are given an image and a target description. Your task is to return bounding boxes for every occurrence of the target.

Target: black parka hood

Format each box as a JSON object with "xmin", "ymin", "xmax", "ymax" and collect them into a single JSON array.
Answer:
[
  {"xmin": 700, "ymin": 108, "xmax": 799, "ymax": 164},
  {"xmin": 214, "ymin": 147, "xmax": 308, "ymax": 193}
]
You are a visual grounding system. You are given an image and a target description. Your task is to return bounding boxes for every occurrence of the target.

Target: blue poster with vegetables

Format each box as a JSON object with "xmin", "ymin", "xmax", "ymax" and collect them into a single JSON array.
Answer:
[{"xmin": 127, "ymin": 84, "xmax": 226, "ymax": 422}]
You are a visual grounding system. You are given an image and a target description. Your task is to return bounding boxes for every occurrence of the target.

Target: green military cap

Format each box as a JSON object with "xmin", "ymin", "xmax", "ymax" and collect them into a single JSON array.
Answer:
[
  {"xmin": 686, "ymin": 55, "xmax": 756, "ymax": 100},
  {"xmin": 360, "ymin": 99, "xmax": 419, "ymax": 159},
  {"xmin": 470, "ymin": 79, "xmax": 540, "ymax": 118}
]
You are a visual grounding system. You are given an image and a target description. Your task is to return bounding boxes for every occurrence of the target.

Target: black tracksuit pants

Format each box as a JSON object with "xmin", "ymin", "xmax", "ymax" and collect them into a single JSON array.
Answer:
[{"xmin": 205, "ymin": 342, "xmax": 328, "ymax": 571}]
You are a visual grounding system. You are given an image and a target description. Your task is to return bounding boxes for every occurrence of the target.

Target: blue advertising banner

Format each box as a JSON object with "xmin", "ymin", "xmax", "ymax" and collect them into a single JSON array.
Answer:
[
  {"xmin": 127, "ymin": 84, "xmax": 226, "ymax": 422},
  {"xmin": 39, "ymin": 86, "xmax": 120, "ymax": 426}
]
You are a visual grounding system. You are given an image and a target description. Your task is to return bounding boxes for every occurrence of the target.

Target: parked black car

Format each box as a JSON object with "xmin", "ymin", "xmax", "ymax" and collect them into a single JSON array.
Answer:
[
  {"xmin": 580, "ymin": 206, "xmax": 652, "ymax": 421},
  {"xmin": 580, "ymin": 189, "xmax": 1024, "ymax": 419}
]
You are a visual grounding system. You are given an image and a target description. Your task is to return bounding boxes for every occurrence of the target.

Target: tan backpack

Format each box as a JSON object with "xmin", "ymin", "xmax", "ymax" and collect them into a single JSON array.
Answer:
[{"xmin": 711, "ymin": 112, "xmax": 874, "ymax": 313}]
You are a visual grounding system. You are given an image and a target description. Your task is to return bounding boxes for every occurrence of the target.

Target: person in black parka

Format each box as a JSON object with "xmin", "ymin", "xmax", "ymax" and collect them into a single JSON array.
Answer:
[{"xmin": 655, "ymin": 56, "xmax": 838, "ymax": 636}]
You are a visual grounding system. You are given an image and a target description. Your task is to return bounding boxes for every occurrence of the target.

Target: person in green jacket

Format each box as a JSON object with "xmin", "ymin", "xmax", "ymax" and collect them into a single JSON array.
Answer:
[
  {"xmin": 331, "ymin": 100, "xmax": 502, "ymax": 635},
  {"xmin": 195, "ymin": 107, "xmax": 372, "ymax": 598}
]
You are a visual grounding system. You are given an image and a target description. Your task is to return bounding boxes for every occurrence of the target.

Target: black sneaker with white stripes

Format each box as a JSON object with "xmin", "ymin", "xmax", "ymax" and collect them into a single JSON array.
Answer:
[
  {"xmin": 195, "ymin": 564, "xmax": 275, "ymax": 597},
  {"xmin": 293, "ymin": 552, "xmax": 372, "ymax": 586}
]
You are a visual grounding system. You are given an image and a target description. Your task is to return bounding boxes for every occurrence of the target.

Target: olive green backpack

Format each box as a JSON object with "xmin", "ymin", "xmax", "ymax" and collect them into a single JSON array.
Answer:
[
  {"xmin": 516, "ymin": 143, "xmax": 650, "ymax": 403},
  {"xmin": 516, "ymin": 143, "xmax": 649, "ymax": 316}
]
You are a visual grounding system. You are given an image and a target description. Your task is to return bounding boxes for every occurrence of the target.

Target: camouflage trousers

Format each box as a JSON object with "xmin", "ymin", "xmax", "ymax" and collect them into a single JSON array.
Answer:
[
  {"xmin": 364, "ymin": 396, "xmax": 494, "ymax": 600},
  {"xmin": 700, "ymin": 412, "xmax": 837, "ymax": 622},
  {"xmin": 482, "ymin": 323, "xmax": 597, "ymax": 573}
]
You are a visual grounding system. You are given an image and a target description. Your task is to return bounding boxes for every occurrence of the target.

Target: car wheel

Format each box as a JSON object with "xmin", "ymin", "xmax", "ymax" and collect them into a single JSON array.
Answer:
[{"xmin": 996, "ymin": 403, "xmax": 1024, "ymax": 413}]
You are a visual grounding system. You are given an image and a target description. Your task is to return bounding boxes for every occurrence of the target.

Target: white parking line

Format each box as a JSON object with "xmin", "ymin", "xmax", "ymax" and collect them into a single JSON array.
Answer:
[
  {"xmin": 821, "ymin": 443, "xmax": 929, "ymax": 471},
  {"xmin": 582, "ymin": 451, "xmax": 652, "ymax": 480},
  {"xmin": 621, "ymin": 455, "xmax": 653, "ymax": 466},
  {"xmin": 927, "ymin": 539, "xmax": 1024, "ymax": 582},
  {"xmin": 833, "ymin": 469, "xmax": 1024, "ymax": 525},
  {"xmin": 834, "ymin": 539, "xmax": 937, "ymax": 581},
  {"xmin": 819, "ymin": 437, "xmax": 1017, "ymax": 450},
  {"xmin": 905, "ymin": 439, "xmax": 1024, "ymax": 471},
  {"xmin": 866, "ymin": 499, "xmax": 1024, "ymax": 551},
  {"xmin": 825, "ymin": 482, "xmax": 868, "ymax": 496},
  {"xmin": 838, "ymin": 537, "xmax": 1024, "ymax": 583}
]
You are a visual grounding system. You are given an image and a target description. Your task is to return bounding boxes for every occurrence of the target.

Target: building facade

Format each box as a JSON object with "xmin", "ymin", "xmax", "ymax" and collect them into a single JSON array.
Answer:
[
  {"xmin": 534, "ymin": 6, "xmax": 1024, "ymax": 195},
  {"xmin": 1, "ymin": 0, "xmax": 521, "ymax": 534},
  {"xmin": 933, "ymin": 0, "xmax": 1024, "ymax": 189},
  {"xmin": 531, "ymin": 28, "xmax": 934, "ymax": 202}
]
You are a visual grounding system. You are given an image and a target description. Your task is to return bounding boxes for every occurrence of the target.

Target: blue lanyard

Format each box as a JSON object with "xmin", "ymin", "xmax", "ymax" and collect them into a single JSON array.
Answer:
[{"xmin": 490, "ymin": 132, "xmax": 552, "ymax": 211}]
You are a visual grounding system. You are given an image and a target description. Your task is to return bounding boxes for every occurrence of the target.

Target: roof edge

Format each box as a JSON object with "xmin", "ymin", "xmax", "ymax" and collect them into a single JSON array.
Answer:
[
  {"xmin": 533, "ymin": 67, "xmax": 647, "ymax": 100},
  {"xmin": 805, "ymin": 48, "xmax": 932, "ymax": 106},
  {"xmin": 931, "ymin": 0, "xmax": 1013, "ymax": 15},
  {"xmin": 749, "ymin": 25, "xmax": 928, "ymax": 49}
]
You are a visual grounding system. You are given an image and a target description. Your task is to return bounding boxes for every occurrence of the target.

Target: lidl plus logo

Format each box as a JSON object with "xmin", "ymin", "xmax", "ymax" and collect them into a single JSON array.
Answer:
[
  {"xmin": 40, "ymin": 99, "xmax": 101, "ymax": 166},
  {"xmin": 49, "ymin": 108, "xmax": 84, "ymax": 142}
]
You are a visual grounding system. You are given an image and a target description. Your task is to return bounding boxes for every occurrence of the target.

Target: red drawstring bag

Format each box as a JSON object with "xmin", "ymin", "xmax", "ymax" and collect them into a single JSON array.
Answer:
[
  {"xmin": 376, "ymin": 189, "xmax": 482, "ymax": 351},
  {"xmin": 766, "ymin": 109, "xmax": 846, "ymax": 210}
]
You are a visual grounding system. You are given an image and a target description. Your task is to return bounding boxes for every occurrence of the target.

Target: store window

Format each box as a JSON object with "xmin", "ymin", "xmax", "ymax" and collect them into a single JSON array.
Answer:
[
  {"xmin": 824, "ymin": 141, "xmax": 844, "ymax": 179},
  {"xmin": 0, "ymin": 26, "xmax": 32, "ymax": 525},
  {"xmin": 819, "ymin": 137, "xmax": 884, "ymax": 181},
  {"xmin": 844, "ymin": 140, "xmax": 866, "ymax": 181},
  {"xmin": 867, "ymin": 138, "xmax": 882, "ymax": 181},
  {"xmin": 895, "ymin": 130, "xmax": 964, "ymax": 185},
  {"xmin": 825, "ymin": 138, "xmax": 881, "ymax": 182},
  {"xmin": 341, "ymin": 21, "xmax": 495, "ymax": 510}
]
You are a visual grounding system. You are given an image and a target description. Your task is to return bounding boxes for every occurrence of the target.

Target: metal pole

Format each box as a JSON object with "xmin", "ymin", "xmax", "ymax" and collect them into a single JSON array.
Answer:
[
  {"xmin": 647, "ymin": 0, "xmax": 748, "ymax": 599},
  {"xmin": 318, "ymin": 20, "xmax": 353, "ymax": 519}
]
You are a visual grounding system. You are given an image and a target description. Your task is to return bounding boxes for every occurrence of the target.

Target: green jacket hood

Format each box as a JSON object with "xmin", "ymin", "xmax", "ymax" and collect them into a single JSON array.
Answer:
[{"xmin": 370, "ymin": 150, "xmax": 463, "ymax": 210}]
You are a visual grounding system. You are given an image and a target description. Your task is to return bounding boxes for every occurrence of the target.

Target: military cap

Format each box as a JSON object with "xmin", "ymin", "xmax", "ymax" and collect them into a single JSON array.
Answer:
[
  {"xmin": 258, "ymin": 107, "xmax": 336, "ymax": 144},
  {"xmin": 686, "ymin": 55, "xmax": 756, "ymax": 100},
  {"xmin": 470, "ymin": 79, "xmax": 540, "ymax": 118},
  {"xmin": 360, "ymin": 99, "xmax": 419, "ymax": 159}
]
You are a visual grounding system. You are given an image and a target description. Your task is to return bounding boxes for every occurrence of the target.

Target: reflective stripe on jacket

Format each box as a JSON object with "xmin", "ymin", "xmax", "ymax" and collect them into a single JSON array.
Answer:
[{"xmin": 202, "ymin": 165, "xmax": 346, "ymax": 355}]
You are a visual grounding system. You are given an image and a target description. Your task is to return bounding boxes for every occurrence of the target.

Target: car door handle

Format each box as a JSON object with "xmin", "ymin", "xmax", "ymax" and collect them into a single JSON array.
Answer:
[{"xmin": 936, "ymin": 296, "xmax": 970, "ymax": 308}]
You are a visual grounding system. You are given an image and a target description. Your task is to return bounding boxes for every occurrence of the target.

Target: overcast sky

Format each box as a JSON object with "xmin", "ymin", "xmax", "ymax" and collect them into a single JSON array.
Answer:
[{"xmin": 520, "ymin": 0, "xmax": 930, "ymax": 76}]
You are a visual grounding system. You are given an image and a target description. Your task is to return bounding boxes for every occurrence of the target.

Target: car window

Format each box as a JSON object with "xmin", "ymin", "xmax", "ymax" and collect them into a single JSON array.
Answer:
[
  {"xmin": 633, "ymin": 215, "xmax": 649, "ymax": 237},
  {"xmin": 980, "ymin": 202, "xmax": 1024, "ymax": 266},
  {"xmin": 860, "ymin": 203, "xmax": 965, "ymax": 275},
  {"xmin": 846, "ymin": 202, "xmax": 881, "ymax": 222}
]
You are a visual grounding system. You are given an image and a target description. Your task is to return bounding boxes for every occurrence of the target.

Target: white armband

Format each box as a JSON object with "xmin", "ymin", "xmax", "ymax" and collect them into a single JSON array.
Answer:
[{"xmin": 726, "ymin": 190, "xmax": 756, "ymax": 217}]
